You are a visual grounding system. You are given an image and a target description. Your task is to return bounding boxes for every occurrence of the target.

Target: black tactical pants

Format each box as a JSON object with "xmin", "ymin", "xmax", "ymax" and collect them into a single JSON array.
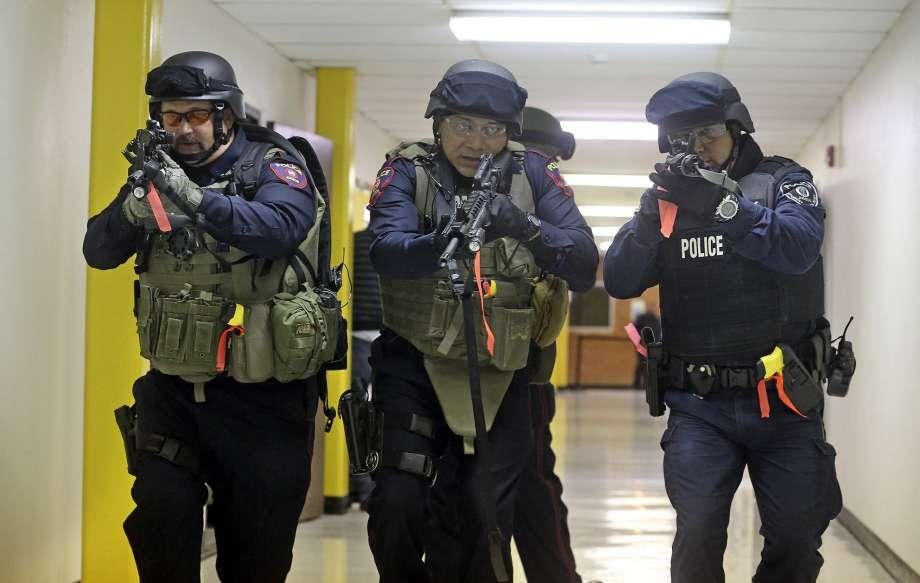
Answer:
[
  {"xmin": 124, "ymin": 369, "xmax": 318, "ymax": 583},
  {"xmin": 661, "ymin": 388, "xmax": 842, "ymax": 583},
  {"xmin": 513, "ymin": 383, "xmax": 582, "ymax": 583},
  {"xmin": 366, "ymin": 331, "xmax": 533, "ymax": 583}
]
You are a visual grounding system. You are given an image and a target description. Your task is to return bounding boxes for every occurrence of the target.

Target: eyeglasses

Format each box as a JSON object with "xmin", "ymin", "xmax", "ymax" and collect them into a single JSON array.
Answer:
[
  {"xmin": 667, "ymin": 123, "xmax": 728, "ymax": 148},
  {"xmin": 160, "ymin": 108, "xmax": 214, "ymax": 128},
  {"xmin": 443, "ymin": 116, "xmax": 508, "ymax": 139}
]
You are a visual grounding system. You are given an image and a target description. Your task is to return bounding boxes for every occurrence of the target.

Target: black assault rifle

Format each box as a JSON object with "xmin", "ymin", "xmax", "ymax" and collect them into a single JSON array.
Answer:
[{"xmin": 436, "ymin": 152, "xmax": 511, "ymax": 582}]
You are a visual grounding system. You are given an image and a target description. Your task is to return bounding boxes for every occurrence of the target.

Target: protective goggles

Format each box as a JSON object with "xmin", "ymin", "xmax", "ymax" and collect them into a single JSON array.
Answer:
[
  {"xmin": 160, "ymin": 108, "xmax": 214, "ymax": 128},
  {"xmin": 443, "ymin": 115, "xmax": 508, "ymax": 139},
  {"xmin": 666, "ymin": 122, "xmax": 728, "ymax": 150}
]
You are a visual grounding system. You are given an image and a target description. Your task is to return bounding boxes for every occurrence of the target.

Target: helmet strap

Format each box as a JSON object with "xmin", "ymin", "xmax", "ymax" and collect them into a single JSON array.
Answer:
[{"xmin": 175, "ymin": 102, "xmax": 232, "ymax": 166}]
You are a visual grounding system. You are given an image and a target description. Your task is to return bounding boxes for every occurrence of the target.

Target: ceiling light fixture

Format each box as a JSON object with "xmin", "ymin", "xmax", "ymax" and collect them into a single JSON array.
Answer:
[
  {"xmin": 449, "ymin": 14, "xmax": 731, "ymax": 45},
  {"xmin": 565, "ymin": 174, "xmax": 650, "ymax": 188},
  {"xmin": 561, "ymin": 120, "xmax": 658, "ymax": 141}
]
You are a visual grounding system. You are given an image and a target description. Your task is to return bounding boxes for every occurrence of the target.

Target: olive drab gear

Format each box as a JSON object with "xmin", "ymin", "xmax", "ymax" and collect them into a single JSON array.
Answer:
[
  {"xmin": 379, "ymin": 140, "xmax": 543, "ymax": 448},
  {"xmin": 134, "ymin": 124, "xmax": 341, "ymax": 384},
  {"xmin": 658, "ymin": 156, "xmax": 824, "ymax": 364}
]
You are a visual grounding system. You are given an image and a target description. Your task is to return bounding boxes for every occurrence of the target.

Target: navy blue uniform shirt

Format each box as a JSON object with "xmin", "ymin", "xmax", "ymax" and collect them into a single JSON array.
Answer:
[
  {"xmin": 83, "ymin": 127, "xmax": 316, "ymax": 269},
  {"xmin": 604, "ymin": 136, "xmax": 825, "ymax": 299},
  {"xmin": 367, "ymin": 147, "xmax": 598, "ymax": 292}
]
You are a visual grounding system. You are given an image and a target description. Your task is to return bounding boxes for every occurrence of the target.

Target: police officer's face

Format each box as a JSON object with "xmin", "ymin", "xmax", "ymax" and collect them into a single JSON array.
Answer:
[
  {"xmin": 438, "ymin": 114, "xmax": 509, "ymax": 177},
  {"xmin": 692, "ymin": 125, "xmax": 734, "ymax": 168},
  {"xmin": 160, "ymin": 100, "xmax": 234, "ymax": 164}
]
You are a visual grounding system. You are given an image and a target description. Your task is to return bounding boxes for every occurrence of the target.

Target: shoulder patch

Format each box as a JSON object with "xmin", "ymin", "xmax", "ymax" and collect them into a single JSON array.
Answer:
[
  {"xmin": 269, "ymin": 161, "xmax": 309, "ymax": 189},
  {"xmin": 780, "ymin": 180, "xmax": 820, "ymax": 207},
  {"xmin": 368, "ymin": 164, "xmax": 396, "ymax": 207},
  {"xmin": 545, "ymin": 160, "xmax": 574, "ymax": 198}
]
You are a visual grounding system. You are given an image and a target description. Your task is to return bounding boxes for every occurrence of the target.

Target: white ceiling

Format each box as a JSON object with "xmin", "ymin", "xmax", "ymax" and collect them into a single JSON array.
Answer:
[{"xmin": 213, "ymin": 0, "xmax": 910, "ymax": 237}]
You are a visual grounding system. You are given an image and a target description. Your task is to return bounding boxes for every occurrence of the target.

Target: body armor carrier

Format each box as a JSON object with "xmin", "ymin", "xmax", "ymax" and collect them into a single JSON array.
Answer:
[
  {"xmin": 378, "ymin": 141, "xmax": 540, "ymax": 441},
  {"xmin": 658, "ymin": 156, "xmax": 824, "ymax": 365},
  {"xmin": 134, "ymin": 125, "xmax": 341, "ymax": 384}
]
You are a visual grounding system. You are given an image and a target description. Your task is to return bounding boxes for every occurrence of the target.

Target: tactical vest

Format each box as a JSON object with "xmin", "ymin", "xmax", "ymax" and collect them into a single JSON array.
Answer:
[
  {"xmin": 378, "ymin": 141, "xmax": 540, "ymax": 443},
  {"xmin": 134, "ymin": 126, "xmax": 340, "ymax": 384},
  {"xmin": 658, "ymin": 156, "xmax": 824, "ymax": 364}
]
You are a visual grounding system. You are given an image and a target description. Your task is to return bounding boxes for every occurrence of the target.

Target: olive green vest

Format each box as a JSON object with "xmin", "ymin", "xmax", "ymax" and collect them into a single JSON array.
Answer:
[
  {"xmin": 135, "ymin": 144, "xmax": 331, "ymax": 384},
  {"xmin": 378, "ymin": 141, "xmax": 539, "ymax": 447}
]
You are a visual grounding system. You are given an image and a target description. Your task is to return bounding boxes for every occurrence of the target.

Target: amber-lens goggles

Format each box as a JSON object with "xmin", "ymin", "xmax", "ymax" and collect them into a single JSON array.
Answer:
[{"xmin": 161, "ymin": 109, "xmax": 214, "ymax": 128}]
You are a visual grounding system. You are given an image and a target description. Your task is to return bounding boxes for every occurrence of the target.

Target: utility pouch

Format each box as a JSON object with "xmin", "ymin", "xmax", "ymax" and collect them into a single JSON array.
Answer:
[
  {"xmin": 338, "ymin": 388, "xmax": 383, "ymax": 475},
  {"xmin": 490, "ymin": 306, "xmax": 535, "ymax": 371},
  {"xmin": 827, "ymin": 339, "xmax": 856, "ymax": 397},
  {"xmin": 228, "ymin": 302, "xmax": 274, "ymax": 383},
  {"xmin": 271, "ymin": 284, "xmax": 340, "ymax": 382},
  {"xmin": 530, "ymin": 275, "xmax": 570, "ymax": 348},
  {"xmin": 114, "ymin": 405, "xmax": 138, "ymax": 476},
  {"xmin": 778, "ymin": 344, "xmax": 824, "ymax": 415},
  {"xmin": 642, "ymin": 327, "xmax": 666, "ymax": 417}
]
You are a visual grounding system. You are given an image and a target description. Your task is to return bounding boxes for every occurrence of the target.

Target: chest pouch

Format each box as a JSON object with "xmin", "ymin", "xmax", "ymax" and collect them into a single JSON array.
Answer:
[{"xmin": 530, "ymin": 274, "xmax": 570, "ymax": 348}]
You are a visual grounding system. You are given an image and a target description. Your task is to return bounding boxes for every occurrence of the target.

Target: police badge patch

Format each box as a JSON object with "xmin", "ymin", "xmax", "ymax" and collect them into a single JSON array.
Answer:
[
  {"xmin": 780, "ymin": 180, "xmax": 820, "ymax": 207},
  {"xmin": 368, "ymin": 165, "xmax": 395, "ymax": 206},
  {"xmin": 545, "ymin": 160, "xmax": 574, "ymax": 197},
  {"xmin": 269, "ymin": 161, "xmax": 309, "ymax": 189}
]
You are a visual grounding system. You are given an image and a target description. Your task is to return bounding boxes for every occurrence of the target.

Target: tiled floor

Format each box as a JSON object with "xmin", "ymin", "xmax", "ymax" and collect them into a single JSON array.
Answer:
[{"xmin": 202, "ymin": 390, "xmax": 894, "ymax": 582}]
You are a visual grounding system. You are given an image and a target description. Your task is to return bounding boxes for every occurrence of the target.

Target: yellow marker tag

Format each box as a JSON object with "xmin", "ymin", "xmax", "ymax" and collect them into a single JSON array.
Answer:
[
  {"xmin": 757, "ymin": 345, "xmax": 784, "ymax": 379},
  {"xmin": 228, "ymin": 304, "xmax": 244, "ymax": 327}
]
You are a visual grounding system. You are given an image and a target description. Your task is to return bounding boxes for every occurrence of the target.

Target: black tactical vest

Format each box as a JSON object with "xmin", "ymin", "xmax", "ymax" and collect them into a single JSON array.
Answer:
[{"xmin": 658, "ymin": 156, "xmax": 824, "ymax": 364}]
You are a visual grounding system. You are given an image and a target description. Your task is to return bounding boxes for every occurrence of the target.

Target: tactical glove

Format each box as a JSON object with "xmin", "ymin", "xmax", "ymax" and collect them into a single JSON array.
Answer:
[
  {"xmin": 649, "ymin": 163, "xmax": 723, "ymax": 219},
  {"xmin": 122, "ymin": 182, "xmax": 182, "ymax": 227},
  {"xmin": 147, "ymin": 150, "xmax": 204, "ymax": 216},
  {"xmin": 486, "ymin": 195, "xmax": 539, "ymax": 242}
]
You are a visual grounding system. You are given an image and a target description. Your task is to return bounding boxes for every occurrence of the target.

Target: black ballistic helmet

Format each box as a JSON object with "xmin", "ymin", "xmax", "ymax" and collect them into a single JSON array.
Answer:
[
  {"xmin": 520, "ymin": 107, "xmax": 576, "ymax": 160},
  {"xmin": 645, "ymin": 72, "xmax": 754, "ymax": 153},
  {"xmin": 146, "ymin": 51, "xmax": 245, "ymax": 119},
  {"xmin": 425, "ymin": 59, "xmax": 528, "ymax": 135}
]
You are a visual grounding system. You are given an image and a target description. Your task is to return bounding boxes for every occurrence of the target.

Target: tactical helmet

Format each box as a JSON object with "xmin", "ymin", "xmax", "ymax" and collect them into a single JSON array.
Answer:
[
  {"xmin": 146, "ymin": 51, "xmax": 245, "ymax": 119},
  {"xmin": 425, "ymin": 59, "xmax": 528, "ymax": 135},
  {"xmin": 520, "ymin": 107, "xmax": 576, "ymax": 160},
  {"xmin": 645, "ymin": 72, "xmax": 754, "ymax": 153}
]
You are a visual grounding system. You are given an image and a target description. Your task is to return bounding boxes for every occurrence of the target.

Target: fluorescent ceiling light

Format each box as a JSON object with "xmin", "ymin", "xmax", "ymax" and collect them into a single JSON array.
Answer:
[
  {"xmin": 449, "ymin": 14, "xmax": 731, "ymax": 45},
  {"xmin": 578, "ymin": 205, "xmax": 636, "ymax": 218},
  {"xmin": 562, "ymin": 120, "xmax": 658, "ymax": 141},
  {"xmin": 566, "ymin": 174, "xmax": 650, "ymax": 188},
  {"xmin": 592, "ymin": 227, "xmax": 621, "ymax": 237}
]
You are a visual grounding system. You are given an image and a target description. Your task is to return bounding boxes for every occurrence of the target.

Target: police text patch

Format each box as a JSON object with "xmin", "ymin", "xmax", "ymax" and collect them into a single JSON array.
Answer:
[
  {"xmin": 681, "ymin": 235, "xmax": 724, "ymax": 260},
  {"xmin": 545, "ymin": 161, "xmax": 574, "ymax": 197},
  {"xmin": 270, "ymin": 162, "xmax": 309, "ymax": 189},
  {"xmin": 780, "ymin": 180, "xmax": 819, "ymax": 207}
]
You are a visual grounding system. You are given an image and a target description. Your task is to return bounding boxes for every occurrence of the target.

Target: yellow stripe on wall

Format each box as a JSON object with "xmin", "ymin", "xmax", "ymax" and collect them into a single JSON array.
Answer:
[{"xmin": 83, "ymin": 1, "xmax": 160, "ymax": 581}]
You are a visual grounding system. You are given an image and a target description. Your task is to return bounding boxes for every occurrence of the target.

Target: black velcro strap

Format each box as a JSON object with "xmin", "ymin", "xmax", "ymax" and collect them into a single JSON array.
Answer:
[
  {"xmin": 291, "ymin": 249, "xmax": 318, "ymax": 286},
  {"xmin": 136, "ymin": 431, "xmax": 200, "ymax": 474},
  {"xmin": 383, "ymin": 411, "xmax": 435, "ymax": 439},
  {"xmin": 718, "ymin": 367, "xmax": 758, "ymax": 390},
  {"xmin": 379, "ymin": 451, "xmax": 435, "ymax": 480}
]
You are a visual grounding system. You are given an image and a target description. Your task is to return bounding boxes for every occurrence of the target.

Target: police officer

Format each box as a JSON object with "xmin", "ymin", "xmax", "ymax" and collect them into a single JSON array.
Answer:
[
  {"xmin": 83, "ymin": 51, "xmax": 337, "ymax": 582},
  {"xmin": 513, "ymin": 106, "xmax": 583, "ymax": 583},
  {"xmin": 365, "ymin": 60, "xmax": 597, "ymax": 582},
  {"xmin": 604, "ymin": 72, "xmax": 842, "ymax": 583}
]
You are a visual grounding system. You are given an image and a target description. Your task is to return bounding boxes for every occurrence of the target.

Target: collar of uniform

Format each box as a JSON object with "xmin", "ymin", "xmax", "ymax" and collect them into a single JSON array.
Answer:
[
  {"xmin": 728, "ymin": 134, "xmax": 764, "ymax": 180},
  {"xmin": 182, "ymin": 127, "xmax": 248, "ymax": 186}
]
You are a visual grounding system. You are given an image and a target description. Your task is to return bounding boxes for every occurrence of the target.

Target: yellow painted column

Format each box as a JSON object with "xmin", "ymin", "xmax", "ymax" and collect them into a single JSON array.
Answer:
[
  {"xmin": 315, "ymin": 68, "xmax": 356, "ymax": 510},
  {"xmin": 83, "ymin": 1, "xmax": 160, "ymax": 581},
  {"xmin": 551, "ymin": 318, "xmax": 570, "ymax": 388}
]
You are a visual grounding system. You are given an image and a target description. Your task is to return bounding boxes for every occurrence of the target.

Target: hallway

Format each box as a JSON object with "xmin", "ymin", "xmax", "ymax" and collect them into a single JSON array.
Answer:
[{"xmin": 202, "ymin": 390, "xmax": 893, "ymax": 582}]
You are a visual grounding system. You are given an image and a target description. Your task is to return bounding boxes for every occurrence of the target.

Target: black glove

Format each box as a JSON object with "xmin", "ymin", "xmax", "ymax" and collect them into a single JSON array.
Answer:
[
  {"xmin": 432, "ymin": 214, "xmax": 454, "ymax": 254},
  {"xmin": 649, "ymin": 162, "xmax": 723, "ymax": 219},
  {"xmin": 486, "ymin": 195, "xmax": 533, "ymax": 241}
]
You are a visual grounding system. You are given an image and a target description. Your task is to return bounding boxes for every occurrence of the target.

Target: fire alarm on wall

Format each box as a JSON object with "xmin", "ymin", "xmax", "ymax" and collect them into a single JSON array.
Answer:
[{"xmin": 825, "ymin": 145, "xmax": 835, "ymax": 168}]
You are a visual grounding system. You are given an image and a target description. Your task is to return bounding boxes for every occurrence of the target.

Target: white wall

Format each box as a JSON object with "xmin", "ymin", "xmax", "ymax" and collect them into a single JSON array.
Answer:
[
  {"xmin": 354, "ymin": 110, "xmax": 400, "ymax": 190},
  {"xmin": 797, "ymin": 0, "xmax": 920, "ymax": 572},
  {"xmin": 0, "ymin": 1, "xmax": 94, "ymax": 581},
  {"xmin": 161, "ymin": 0, "xmax": 313, "ymax": 131}
]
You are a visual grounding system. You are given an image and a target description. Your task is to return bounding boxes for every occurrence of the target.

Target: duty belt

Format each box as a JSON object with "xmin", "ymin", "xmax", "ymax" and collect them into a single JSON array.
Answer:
[{"xmin": 666, "ymin": 356, "xmax": 761, "ymax": 395}]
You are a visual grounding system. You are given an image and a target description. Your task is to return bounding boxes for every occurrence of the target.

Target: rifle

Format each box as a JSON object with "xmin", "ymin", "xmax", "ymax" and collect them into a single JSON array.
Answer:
[
  {"xmin": 438, "ymin": 153, "xmax": 504, "ymax": 269},
  {"xmin": 437, "ymin": 152, "xmax": 512, "ymax": 582}
]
